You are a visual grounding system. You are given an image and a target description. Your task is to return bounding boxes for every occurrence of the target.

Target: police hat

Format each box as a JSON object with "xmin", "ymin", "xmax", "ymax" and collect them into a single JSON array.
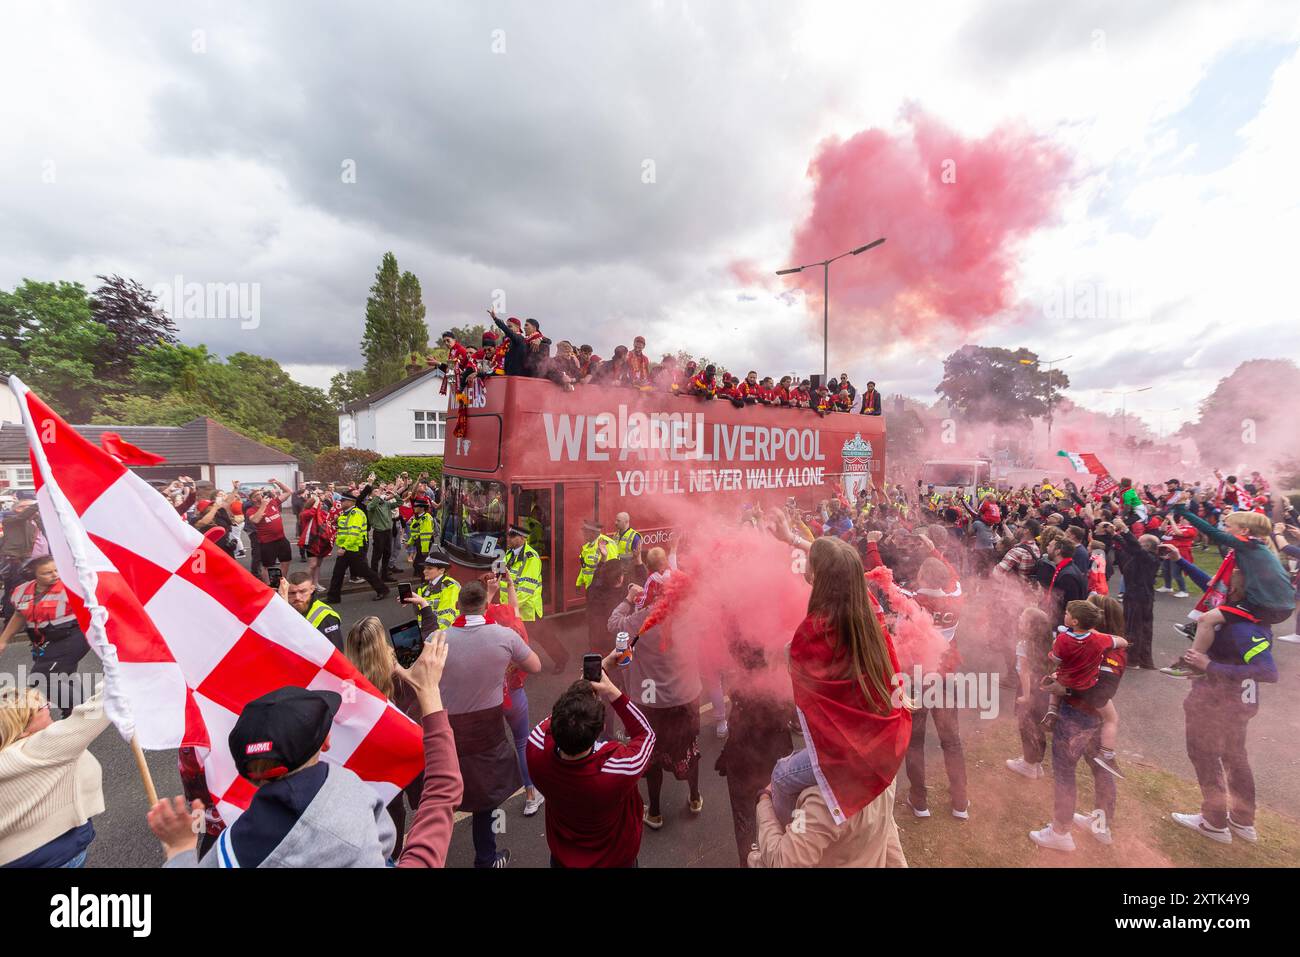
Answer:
[
  {"xmin": 507, "ymin": 524, "xmax": 529, "ymax": 537},
  {"xmin": 581, "ymin": 519, "xmax": 602, "ymax": 532},
  {"xmin": 338, "ymin": 490, "xmax": 359, "ymax": 502},
  {"xmin": 423, "ymin": 550, "xmax": 451, "ymax": 567},
  {"xmin": 412, "ymin": 497, "xmax": 430, "ymax": 509}
]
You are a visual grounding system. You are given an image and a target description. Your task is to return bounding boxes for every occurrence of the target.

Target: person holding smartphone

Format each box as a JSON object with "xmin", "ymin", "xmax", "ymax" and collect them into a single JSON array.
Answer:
[{"xmin": 525, "ymin": 650, "xmax": 656, "ymax": 867}]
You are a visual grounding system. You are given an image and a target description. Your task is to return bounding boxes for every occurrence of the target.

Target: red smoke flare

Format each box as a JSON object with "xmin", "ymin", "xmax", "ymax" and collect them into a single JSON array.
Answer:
[
  {"xmin": 778, "ymin": 106, "xmax": 1071, "ymax": 347},
  {"xmin": 638, "ymin": 570, "xmax": 694, "ymax": 636}
]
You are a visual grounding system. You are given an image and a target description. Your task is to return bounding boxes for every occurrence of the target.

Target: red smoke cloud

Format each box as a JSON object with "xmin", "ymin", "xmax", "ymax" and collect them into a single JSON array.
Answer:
[{"xmin": 779, "ymin": 106, "xmax": 1071, "ymax": 346}]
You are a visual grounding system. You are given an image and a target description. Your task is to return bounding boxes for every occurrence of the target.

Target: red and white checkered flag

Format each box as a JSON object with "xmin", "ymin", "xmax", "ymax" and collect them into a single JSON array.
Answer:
[{"xmin": 10, "ymin": 377, "xmax": 423, "ymax": 822}]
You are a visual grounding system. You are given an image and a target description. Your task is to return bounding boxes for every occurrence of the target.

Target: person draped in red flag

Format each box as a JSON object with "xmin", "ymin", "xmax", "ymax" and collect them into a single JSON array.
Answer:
[{"xmin": 766, "ymin": 537, "xmax": 912, "ymax": 830}]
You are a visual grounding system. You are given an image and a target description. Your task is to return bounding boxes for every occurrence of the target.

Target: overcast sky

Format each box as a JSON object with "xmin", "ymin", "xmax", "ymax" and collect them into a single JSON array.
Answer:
[{"xmin": 3, "ymin": 0, "xmax": 1298, "ymax": 430}]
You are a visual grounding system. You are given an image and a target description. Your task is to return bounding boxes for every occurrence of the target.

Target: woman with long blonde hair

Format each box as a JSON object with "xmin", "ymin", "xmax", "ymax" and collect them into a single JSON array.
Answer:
[
  {"xmin": 751, "ymin": 537, "xmax": 912, "ymax": 868},
  {"xmin": 345, "ymin": 616, "xmax": 400, "ymax": 702},
  {"xmin": 1, "ymin": 685, "xmax": 110, "ymax": 867},
  {"xmin": 344, "ymin": 615, "xmax": 421, "ymax": 854}
]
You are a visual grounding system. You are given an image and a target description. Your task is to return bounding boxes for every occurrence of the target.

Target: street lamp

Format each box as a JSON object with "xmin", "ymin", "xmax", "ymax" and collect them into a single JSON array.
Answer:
[
  {"xmin": 1019, "ymin": 353, "xmax": 1072, "ymax": 455},
  {"xmin": 1103, "ymin": 387, "xmax": 1152, "ymax": 443},
  {"xmin": 777, "ymin": 237, "xmax": 886, "ymax": 380}
]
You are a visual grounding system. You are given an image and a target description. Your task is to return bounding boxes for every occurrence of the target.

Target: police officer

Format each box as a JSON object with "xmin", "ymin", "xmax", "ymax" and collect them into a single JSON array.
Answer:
[
  {"xmin": 502, "ymin": 525, "xmax": 543, "ymax": 619},
  {"xmin": 408, "ymin": 497, "xmax": 435, "ymax": 569},
  {"xmin": 575, "ymin": 519, "xmax": 617, "ymax": 590},
  {"xmin": 406, "ymin": 550, "xmax": 461, "ymax": 636},
  {"xmin": 280, "ymin": 571, "xmax": 343, "ymax": 650},
  {"xmin": 0, "ymin": 555, "xmax": 90, "ymax": 718},
  {"xmin": 613, "ymin": 511, "xmax": 643, "ymax": 568},
  {"xmin": 325, "ymin": 489, "xmax": 389, "ymax": 604}
]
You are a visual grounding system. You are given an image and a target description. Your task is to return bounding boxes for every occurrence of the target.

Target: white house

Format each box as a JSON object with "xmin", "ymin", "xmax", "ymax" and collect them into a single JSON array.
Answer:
[{"xmin": 338, "ymin": 367, "xmax": 449, "ymax": 457}]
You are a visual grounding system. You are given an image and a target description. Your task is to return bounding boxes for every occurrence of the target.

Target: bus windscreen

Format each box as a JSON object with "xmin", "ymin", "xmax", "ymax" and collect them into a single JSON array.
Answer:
[{"xmin": 440, "ymin": 475, "xmax": 508, "ymax": 562}]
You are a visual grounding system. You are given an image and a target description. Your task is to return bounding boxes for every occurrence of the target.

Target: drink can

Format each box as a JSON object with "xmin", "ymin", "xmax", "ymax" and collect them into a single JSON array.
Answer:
[{"xmin": 615, "ymin": 632, "xmax": 633, "ymax": 667}]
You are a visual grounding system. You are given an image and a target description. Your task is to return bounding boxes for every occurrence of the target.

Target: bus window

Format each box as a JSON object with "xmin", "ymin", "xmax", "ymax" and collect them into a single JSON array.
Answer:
[
  {"xmin": 440, "ymin": 475, "xmax": 508, "ymax": 562},
  {"xmin": 921, "ymin": 462, "xmax": 974, "ymax": 488},
  {"xmin": 514, "ymin": 487, "xmax": 552, "ymax": 604}
]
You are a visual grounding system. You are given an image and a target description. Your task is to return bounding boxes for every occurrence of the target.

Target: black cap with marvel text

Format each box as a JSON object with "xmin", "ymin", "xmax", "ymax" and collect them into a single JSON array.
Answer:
[{"xmin": 229, "ymin": 687, "xmax": 341, "ymax": 782}]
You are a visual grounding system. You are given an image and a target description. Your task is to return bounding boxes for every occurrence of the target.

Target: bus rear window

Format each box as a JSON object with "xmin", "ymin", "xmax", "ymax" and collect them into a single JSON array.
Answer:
[{"xmin": 440, "ymin": 476, "xmax": 508, "ymax": 561}]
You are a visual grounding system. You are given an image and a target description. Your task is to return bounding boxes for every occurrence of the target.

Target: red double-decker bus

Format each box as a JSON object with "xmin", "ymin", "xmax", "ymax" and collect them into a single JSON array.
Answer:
[{"xmin": 437, "ymin": 377, "xmax": 886, "ymax": 616}]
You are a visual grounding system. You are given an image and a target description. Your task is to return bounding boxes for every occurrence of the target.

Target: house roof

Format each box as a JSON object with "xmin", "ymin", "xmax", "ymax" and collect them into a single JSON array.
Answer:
[
  {"xmin": 342, "ymin": 367, "xmax": 444, "ymax": 413},
  {"xmin": 0, "ymin": 417, "xmax": 298, "ymax": 465}
]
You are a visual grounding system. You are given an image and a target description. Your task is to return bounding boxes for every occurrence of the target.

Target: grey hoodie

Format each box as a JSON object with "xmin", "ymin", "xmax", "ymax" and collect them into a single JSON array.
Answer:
[{"xmin": 166, "ymin": 762, "xmax": 396, "ymax": 868}]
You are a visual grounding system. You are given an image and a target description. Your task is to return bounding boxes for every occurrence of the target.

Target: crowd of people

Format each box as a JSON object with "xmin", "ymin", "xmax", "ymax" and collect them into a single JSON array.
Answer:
[
  {"xmin": 1, "ymin": 442, "xmax": 1297, "ymax": 866},
  {"xmin": 433, "ymin": 310, "xmax": 884, "ymax": 435}
]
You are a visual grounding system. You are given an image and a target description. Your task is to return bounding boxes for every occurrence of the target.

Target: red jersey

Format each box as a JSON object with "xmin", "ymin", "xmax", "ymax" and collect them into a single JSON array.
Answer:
[
  {"xmin": 526, "ymin": 694, "xmax": 654, "ymax": 867},
  {"xmin": 626, "ymin": 352, "xmax": 651, "ymax": 386},
  {"xmin": 1163, "ymin": 523, "xmax": 1196, "ymax": 562},
  {"xmin": 252, "ymin": 497, "xmax": 286, "ymax": 543},
  {"xmin": 1051, "ymin": 628, "xmax": 1117, "ymax": 691}
]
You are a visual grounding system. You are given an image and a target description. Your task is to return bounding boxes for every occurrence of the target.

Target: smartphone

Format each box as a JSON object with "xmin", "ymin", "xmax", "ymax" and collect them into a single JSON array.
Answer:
[
  {"xmin": 582, "ymin": 653, "xmax": 603, "ymax": 683},
  {"xmin": 267, "ymin": 566, "xmax": 283, "ymax": 589},
  {"xmin": 388, "ymin": 620, "xmax": 424, "ymax": 668},
  {"xmin": 397, "ymin": 581, "xmax": 413, "ymax": 602}
]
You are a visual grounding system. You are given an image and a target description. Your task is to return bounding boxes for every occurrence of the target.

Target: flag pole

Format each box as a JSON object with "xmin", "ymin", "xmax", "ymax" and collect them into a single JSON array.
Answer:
[{"xmin": 130, "ymin": 735, "xmax": 159, "ymax": 807}]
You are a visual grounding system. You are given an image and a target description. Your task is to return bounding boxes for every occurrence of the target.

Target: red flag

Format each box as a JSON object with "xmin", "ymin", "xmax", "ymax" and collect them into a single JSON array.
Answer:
[
  {"xmin": 9, "ymin": 376, "xmax": 423, "ymax": 824},
  {"xmin": 99, "ymin": 432, "xmax": 167, "ymax": 466},
  {"xmin": 789, "ymin": 608, "xmax": 911, "ymax": 825}
]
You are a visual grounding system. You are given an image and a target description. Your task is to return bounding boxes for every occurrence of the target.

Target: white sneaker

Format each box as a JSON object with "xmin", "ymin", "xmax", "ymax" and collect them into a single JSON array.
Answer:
[
  {"xmin": 951, "ymin": 805, "xmax": 969, "ymax": 821},
  {"xmin": 904, "ymin": 798, "xmax": 931, "ymax": 818},
  {"xmin": 715, "ymin": 720, "xmax": 729, "ymax": 739},
  {"xmin": 523, "ymin": 790, "xmax": 545, "ymax": 817},
  {"xmin": 1073, "ymin": 810, "xmax": 1113, "ymax": 845},
  {"xmin": 1274, "ymin": 633, "xmax": 1300, "ymax": 644},
  {"xmin": 1156, "ymin": 586, "xmax": 1173, "ymax": 593},
  {"xmin": 1173, "ymin": 591, "xmax": 1189, "ymax": 599},
  {"xmin": 1227, "ymin": 817, "xmax": 1258, "ymax": 843},
  {"xmin": 1005, "ymin": 757, "xmax": 1044, "ymax": 779},
  {"xmin": 1029, "ymin": 824, "xmax": 1076, "ymax": 851},
  {"xmin": 1171, "ymin": 812, "xmax": 1231, "ymax": 844}
]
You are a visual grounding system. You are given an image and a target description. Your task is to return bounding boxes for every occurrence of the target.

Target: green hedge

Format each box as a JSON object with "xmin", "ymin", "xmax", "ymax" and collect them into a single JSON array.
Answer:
[{"xmin": 372, "ymin": 456, "xmax": 443, "ymax": 484}]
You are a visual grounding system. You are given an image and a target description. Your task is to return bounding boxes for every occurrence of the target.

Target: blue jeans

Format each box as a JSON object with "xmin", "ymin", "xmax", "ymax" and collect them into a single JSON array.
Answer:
[
  {"xmin": 60, "ymin": 850, "xmax": 87, "ymax": 868},
  {"xmin": 770, "ymin": 748, "xmax": 817, "ymax": 826},
  {"xmin": 1161, "ymin": 559, "xmax": 1186, "ymax": 591},
  {"xmin": 505, "ymin": 686, "xmax": 533, "ymax": 789},
  {"xmin": 1052, "ymin": 702, "xmax": 1116, "ymax": 831}
]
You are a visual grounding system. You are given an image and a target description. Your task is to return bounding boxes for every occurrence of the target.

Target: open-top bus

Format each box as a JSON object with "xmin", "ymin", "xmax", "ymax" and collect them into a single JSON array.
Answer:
[{"xmin": 438, "ymin": 377, "xmax": 886, "ymax": 616}]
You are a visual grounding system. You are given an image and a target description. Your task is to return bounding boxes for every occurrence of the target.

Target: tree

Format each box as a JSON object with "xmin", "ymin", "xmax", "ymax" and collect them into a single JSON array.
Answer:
[
  {"xmin": 1184, "ymin": 359, "xmax": 1300, "ymax": 472},
  {"xmin": 0, "ymin": 279, "xmax": 109, "ymax": 419},
  {"xmin": 329, "ymin": 369, "xmax": 372, "ymax": 407},
  {"xmin": 89, "ymin": 274, "xmax": 177, "ymax": 382},
  {"xmin": 361, "ymin": 253, "xmax": 428, "ymax": 390},
  {"xmin": 935, "ymin": 345, "xmax": 1069, "ymax": 422}
]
